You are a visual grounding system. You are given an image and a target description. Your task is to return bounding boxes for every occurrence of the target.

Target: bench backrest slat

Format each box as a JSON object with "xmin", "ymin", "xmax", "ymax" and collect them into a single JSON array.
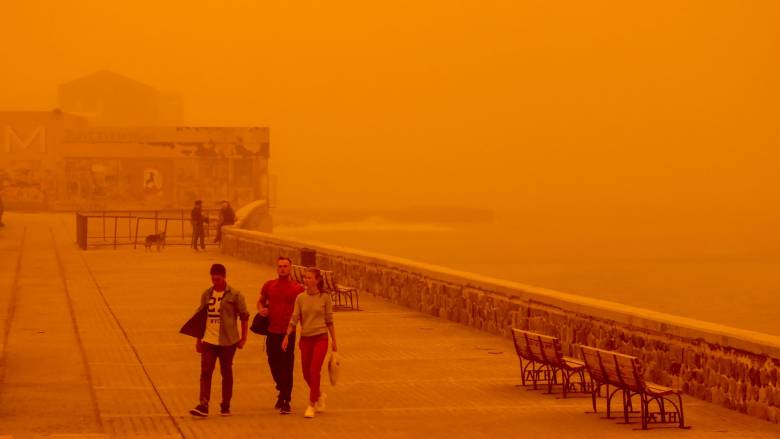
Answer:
[
  {"xmin": 580, "ymin": 347, "xmax": 606, "ymax": 382},
  {"xmin": 538, "ymin": 334, "xmax": 565, "ymax": 368},
  {"xmin": 291, "ymin": 264, "xmax": 306, "ymax": 284},
  {"xmin": 511, "ymin": 329, "xmax": 533, "ymax": 362},
  {"xmin": 512, "ymin": 329, "xmax": 565, "ymax": 366},
  {"xmin": 614, "ymin": 354, "xmax": 644, "ymax": 392},
  {"xmin": 321, "ymin": 270, "xmax": 338, "ymax": 292},
  {"xmin": 580, "ymin": 345, "xmax": 647, "ymax": 392}
]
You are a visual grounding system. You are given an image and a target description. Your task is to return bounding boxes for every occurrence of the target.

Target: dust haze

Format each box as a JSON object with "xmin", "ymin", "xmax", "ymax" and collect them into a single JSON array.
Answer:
[{"xmin": 2, "ymin": 1, "xmax": 779, "ymax": 331}]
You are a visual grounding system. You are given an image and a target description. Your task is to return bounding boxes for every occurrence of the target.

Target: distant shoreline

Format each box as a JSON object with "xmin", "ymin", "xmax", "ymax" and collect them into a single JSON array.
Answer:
[{"xmin": 272, "ymin": 206, "xmax": 495, "ymax": 227}]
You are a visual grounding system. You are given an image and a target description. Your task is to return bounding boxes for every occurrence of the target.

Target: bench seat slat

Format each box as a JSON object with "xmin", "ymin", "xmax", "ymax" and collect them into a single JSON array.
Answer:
[
  {"xmin": 562, "ymin": 357, "xmax": 585, "ymax": 368},
  {"xmin": 645, "ymin": 383, "xmax": 682, "ymax": 396}
]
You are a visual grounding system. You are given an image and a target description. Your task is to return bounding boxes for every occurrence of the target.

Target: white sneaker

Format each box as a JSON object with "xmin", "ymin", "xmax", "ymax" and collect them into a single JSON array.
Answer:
[
  {"xmin": 315, "ymin": 393, "xmax": 327, "ymax": 412},
  {"xmin": 304, "ymin": 405, "xmax": 316, "ymax": 418}
]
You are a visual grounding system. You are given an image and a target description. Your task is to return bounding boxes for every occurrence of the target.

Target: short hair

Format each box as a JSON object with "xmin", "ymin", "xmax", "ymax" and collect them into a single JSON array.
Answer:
[
  {"xmin": 277, "ymin": 256, "xmax": 293, "ymax": 265},
  {"xmin": 210, "ymin": 263, "xmax": 226, "ymax": 276}
]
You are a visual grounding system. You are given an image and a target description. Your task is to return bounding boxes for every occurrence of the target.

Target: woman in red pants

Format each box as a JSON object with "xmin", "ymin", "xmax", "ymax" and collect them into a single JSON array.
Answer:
[{"xmin": 282, "ymin": 267, "xmax": 337, "ymax": 418}]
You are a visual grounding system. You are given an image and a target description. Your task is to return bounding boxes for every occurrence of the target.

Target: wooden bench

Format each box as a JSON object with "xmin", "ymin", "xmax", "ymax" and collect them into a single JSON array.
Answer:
[
  {"xmin": 291, "ymin": 264, "xmax": 307, "ymax": 285},
  {"xmin": 579, "ymin": 345, "xmax": 687, "ymax": 430},
  {"xmin": 322, "ymin": 269, "xmax": 359, "ymax": 310},
  {"xmin": 511, "ymin": 329, "xmax": 589, "ymax": 398},
  {"xmin": 291, "ymin": 264, "xmax": 359, "ymax": 310}
]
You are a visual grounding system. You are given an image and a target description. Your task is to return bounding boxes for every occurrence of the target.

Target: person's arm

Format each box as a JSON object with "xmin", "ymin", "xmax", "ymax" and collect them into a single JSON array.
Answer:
[
  {"xmin": 257, "ymin": 285, "xmax": 269, "ymax": 316},
  {"xmin": 282, "ymin": 296, "xmax": 302, "ymax": 352},
  {"xmin": 238, "ymin": 319, "xmax": 248, "ymax": 349},
  {"xmin": 237, "ymin": 292, "xmax": 250, "ymax": 348},
  {"xmin": 327, "ymin": 323, "xmax": 337, "ymax": 352},
  {"xmin": 324, "ymin": 294, "xmax": 336, "ymax": 351}
]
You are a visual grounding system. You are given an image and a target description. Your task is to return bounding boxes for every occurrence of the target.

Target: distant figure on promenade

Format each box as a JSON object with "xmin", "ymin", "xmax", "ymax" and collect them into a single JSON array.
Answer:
[
  {"xmin": 190, "ymin": 200, "xmax": 206, "ymax": 250},
  {"xmin": 257, "ymin": 257, "xmax": 305, "ymax": 414},
  {"xmin": 181, "ymin": 263, "xmax": 249, "ymax": 417},
  {"xmin": 214, "ymin": 200, "xmax": 236, "ymax": 244},
  {"xmin": 282, "ymin": 267, "xmax": 338, "ymax": 418}
]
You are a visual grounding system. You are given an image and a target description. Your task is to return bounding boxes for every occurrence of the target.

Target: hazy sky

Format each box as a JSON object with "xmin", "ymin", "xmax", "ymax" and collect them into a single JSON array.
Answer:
[{"xmin": 1, "ymin": 0, "xmax": 778, "ymax": 212}]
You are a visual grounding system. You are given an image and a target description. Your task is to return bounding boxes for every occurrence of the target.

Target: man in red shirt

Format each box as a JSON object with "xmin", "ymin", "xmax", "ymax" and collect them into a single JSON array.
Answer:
[{"xmin": 258, "ymin": 256, "xmax": 305, "ymax": 414}]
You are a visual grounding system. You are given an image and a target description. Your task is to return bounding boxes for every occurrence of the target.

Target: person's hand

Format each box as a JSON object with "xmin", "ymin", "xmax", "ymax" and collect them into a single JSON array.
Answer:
[
  {"xmin": 331, "ymin": 342, "xmax": 338, "ymax": 352},
  {"xmin": 237, "ymin": 337, "xmax": 247, "ymax": 349},
  {"xmin": 258, "ymin": 307, "xmax": 269, "ymax": 317},
  {"xmin": 195, "ymin": 339, "xmax": 203, "ymax": 353},
  {"xmin": 281, "ymin": 335, "xmax": 289, "ymax": 352}
]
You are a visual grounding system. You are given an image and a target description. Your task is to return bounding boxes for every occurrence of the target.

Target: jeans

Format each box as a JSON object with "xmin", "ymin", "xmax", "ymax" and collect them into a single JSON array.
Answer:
[{"xmin": 199, "ymin": 342, "xmax": 237, "ymax": 408}]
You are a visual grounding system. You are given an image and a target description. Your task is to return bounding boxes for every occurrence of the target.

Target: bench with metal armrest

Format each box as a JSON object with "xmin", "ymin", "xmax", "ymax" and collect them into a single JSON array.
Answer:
[
  {"xmin": 579, "ymin": 345, "xmax": 688, "ymax": 430},
  {"xmin": 511, "ymin": 329, "xmax": 589, "ymax": 398}
]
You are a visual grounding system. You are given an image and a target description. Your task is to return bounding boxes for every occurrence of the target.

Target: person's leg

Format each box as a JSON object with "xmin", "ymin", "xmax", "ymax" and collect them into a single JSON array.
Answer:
[
  {"xmin": 280, "ymin": 331, "xmax": 296, "ymax": 402},
  {"xmin": 266, "ymin": 334, "xmax": 284, "ymax": 397},
  {"xmin": 217, "ymin": 343, "xmax": 238, "ymax": 411},
  {"xmin": 191, "ymin": 222, "xmax": 198, "ymax": 249},
  {"xmin": 306, "ymin": 335, "xmax": 329, "ymax": 405},
  {"xmin": 299, "ymin": 336, "xmax": 314, "ymax": 390},
  {"xmin": 199, "ymin": 343, "xmax": 219, "ymax": 407}
]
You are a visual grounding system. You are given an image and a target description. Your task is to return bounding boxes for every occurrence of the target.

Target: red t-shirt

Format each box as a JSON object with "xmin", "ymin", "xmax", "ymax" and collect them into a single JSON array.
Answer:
[{"xmin": 260, "ymin": 278, "xmax": 305, "ymax": 334}]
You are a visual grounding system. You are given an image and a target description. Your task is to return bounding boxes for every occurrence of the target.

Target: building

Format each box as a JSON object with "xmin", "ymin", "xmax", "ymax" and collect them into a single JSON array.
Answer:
[
  {"xmin": 0, "ymin": 110, "xmax": 271, "ymax": 218},
  {"xmin": 58, "ymin": 70, "xmax": 183, "ymax": 126}
]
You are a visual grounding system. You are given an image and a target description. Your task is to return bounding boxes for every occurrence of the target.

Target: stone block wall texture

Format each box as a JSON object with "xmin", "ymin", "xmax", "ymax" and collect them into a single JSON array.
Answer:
[{"xmin": 222, "ymin": 228, "xmax": 780, "ymax": 423}]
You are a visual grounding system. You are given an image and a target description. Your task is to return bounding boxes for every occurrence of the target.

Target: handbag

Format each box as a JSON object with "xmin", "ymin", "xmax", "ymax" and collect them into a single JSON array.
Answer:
[
  {"xmin": 250, "ymin": 313, "xmax": 269, "ymax": 335},
  {"xmin": 328, "ymin": 351, "xmax": 342, "ymax": 385}
]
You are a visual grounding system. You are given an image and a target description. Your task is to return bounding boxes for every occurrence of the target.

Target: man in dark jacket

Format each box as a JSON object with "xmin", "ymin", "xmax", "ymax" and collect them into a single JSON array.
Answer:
[
  {"xmin": 191, "ymin": 200, "xmax": 206, "ymax": 250},
  {"xmin": 214, "ymin": 200, "xmax": 236, "ymax": 244},
  {"xmin": 187, "ymin": 263, "xmax": 249, "ymax": 417}
]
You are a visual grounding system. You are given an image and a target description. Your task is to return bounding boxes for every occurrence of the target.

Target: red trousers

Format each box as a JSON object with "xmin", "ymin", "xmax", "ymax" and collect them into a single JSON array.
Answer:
[{"xmin": 299, "ymin": 333, "xmax": 329, "ymax": 404}]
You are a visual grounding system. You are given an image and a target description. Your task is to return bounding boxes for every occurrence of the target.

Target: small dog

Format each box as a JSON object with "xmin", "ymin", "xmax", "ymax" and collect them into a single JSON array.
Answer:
[{"xmin": 143, "ymin": 231, "xmax": 166, "ymax": 252}]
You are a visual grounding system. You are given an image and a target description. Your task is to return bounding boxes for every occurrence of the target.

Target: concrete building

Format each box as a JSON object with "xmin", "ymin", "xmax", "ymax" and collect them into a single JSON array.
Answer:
[
  {"xmin": 0, "ymin": 110, "xmax": 270, "ymax": 218},
  {"xmin": 58, "ymin": 70, "xmax": 183, "ymax": 126}
]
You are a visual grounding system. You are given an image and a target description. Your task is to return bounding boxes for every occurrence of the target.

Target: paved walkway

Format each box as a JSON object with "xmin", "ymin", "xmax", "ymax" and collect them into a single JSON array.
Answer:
[{"xmin": 1, "ymin": 213, "xmax": 780, "ymax": 438}]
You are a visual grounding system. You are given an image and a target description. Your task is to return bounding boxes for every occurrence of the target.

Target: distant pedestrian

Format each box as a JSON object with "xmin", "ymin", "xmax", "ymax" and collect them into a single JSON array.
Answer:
[
  {"xmin": 282, "ymin": 267, "xmax": 338, "ymax": 418},
  {"xmin": 257, "ymin": 257, "xmax": 305, "ymax": 414},
  {"xmin": 214, "ymin": 200, "xmax": 236, "ymax": 244},
  {"xmin": 191, "ymin": 200, "xmax": 206, "ymax": 250},
  {"xmin": 181, "ymin": 263, "xmax": 249, "ymax": 417}
]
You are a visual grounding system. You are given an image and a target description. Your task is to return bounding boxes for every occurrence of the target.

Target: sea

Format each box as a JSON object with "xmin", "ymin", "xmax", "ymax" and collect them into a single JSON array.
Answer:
[{"xmin": 275, "ymin": 209, "xmax": 780, "ymax": 336}]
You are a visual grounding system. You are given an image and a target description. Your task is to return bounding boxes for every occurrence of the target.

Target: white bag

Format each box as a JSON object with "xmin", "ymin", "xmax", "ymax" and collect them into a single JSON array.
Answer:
[{"xmin": 328, "ymin": 351, "xmax": 342, "ymax": 385}]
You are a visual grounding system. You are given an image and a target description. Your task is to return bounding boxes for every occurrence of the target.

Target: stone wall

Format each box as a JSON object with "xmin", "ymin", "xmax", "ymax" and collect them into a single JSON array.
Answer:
[{"xmin": 222, "ymin": 228, "xmax": 780, "ymax": 423}]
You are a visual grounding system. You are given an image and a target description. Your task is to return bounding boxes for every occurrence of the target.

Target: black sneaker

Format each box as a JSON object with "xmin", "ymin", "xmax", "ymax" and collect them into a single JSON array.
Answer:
[
  {"xmin": 274, "ymin": 397, "xmax": 283, "ymax": 410},
  {"xmin": 279, "ymin": 400, "xmax": 291, "ymax": 414},
  {"xmin": 189, "ymin": 404, "xmax": 208, "ymax": 417},
  {"xmin": 220, "ymin": 403, "xmax": 231, "ymax": 416}
]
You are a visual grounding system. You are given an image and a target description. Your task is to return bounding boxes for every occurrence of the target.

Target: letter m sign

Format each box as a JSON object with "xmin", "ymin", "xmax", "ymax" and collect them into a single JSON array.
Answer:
[{"xmin": 4, "ymin": 126, "xmax": 46, "ymax": 153}]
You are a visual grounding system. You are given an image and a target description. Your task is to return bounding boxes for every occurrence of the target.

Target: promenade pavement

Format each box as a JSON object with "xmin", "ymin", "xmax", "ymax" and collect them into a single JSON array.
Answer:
[{"xmin": 1, "ymin": 212, "xmax": 780, "ymax": 438}]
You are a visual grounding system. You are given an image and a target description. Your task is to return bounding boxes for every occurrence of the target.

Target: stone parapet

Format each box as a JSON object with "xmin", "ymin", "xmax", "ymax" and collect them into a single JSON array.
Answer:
[{"xmin": 222, "ymin": 227, "xmax": 780, "ymax": 423}]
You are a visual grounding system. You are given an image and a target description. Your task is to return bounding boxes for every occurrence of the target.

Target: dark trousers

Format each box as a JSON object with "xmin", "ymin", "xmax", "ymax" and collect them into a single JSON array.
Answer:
[
  {"xmin": 199, "ymin": 342, "xmax": 237, "ymax": 408},
  {"xmin": 266, "ymin": 332, "xmax": 296, "ymax": 401},
  {"xmin": 191, "ymin": 223, "xmax": 205, "ymax": 249}
]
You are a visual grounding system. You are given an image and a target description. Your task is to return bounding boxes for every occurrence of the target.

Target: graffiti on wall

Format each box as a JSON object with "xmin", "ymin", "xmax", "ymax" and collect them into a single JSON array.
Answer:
[{"xmin": 0, "ymin": 161, "xmax": 51, "ymax": 207}]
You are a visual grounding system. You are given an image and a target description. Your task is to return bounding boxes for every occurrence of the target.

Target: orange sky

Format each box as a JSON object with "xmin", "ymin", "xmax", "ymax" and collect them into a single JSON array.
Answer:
[{"xmin": 1, "ymin": 0, "xmax": 778, "ymax": 212}]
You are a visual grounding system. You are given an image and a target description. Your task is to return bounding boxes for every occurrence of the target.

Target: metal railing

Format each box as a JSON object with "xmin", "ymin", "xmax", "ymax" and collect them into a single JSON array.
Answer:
[{"xmin": 75, "ymin": 209, "xmax": 222, "ymax": 250}]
